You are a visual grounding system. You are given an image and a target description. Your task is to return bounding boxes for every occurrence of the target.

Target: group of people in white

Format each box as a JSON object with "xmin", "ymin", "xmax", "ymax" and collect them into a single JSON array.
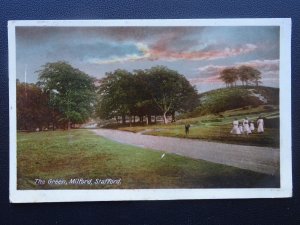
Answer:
[{"xmin": 230, "ymin": 115, "xmax": 264, "ymax": 135}]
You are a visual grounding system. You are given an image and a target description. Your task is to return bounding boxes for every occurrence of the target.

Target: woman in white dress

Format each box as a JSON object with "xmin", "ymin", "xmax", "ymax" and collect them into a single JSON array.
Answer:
[
  {"xmin": 230, "ymin": 118, "xmax": 241, "ymax": 135},
  {"xmin": 257, "ymin": 116, "xmax": 264, "ymax": 133},
  {"xmin": 238, "ymin": 122, "xmax": 244, "ymax": 134},
  {"xmin": 243, "ymin": 117, "xmax": 251, "ymax": 135},
  {"xmin": 249, "ymin": 120, "xmax": 255, "ymax": 131}
]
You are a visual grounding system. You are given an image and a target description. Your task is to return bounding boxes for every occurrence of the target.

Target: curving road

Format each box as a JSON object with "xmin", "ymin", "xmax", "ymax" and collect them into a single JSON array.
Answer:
[{"xmin": 91, "ymin": 129, "xmax": 280, "ymax": 175}]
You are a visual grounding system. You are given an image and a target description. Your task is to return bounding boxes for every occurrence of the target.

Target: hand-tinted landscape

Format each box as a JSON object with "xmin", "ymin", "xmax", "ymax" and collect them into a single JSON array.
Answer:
[{"xmin": 16, "ymin": 26, "xmax": 280, "ymax": 189}]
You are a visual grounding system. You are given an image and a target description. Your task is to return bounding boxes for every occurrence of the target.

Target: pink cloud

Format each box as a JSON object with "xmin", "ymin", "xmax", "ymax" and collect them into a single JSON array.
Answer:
[
  {"xmin": 239, "ymin": 59, "xmax": 279, "ymax": 73},
  {"xmin": 197, "ymin": 65, "xmax": 227, "ymax": 76},
  {"xmin": 147, "ymin": 31, "xmax": 257, "ymax": 61},
  {"xmin": 190, "ymin": 59, "xmax": 279, "ymax": 86},
  {"xmin": 91, "ymin": 35, "xmax": 258, "ymax": 64},
  {"xmin": 146, "ymin": 43, "xmax": 257, "ymax": 61},
  {"xmin": 189, "ymin": 74, "xmax": 223, "ymax": 85}
]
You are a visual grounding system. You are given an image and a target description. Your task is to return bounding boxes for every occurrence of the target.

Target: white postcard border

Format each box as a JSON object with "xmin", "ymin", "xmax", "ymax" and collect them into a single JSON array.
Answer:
[{"xmin": 9, "ymin": 18, "xmax": 292, "ymax": 203}]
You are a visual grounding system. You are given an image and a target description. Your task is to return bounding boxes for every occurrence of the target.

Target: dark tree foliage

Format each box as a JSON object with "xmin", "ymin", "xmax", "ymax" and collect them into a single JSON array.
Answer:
[
  {"xmin": 17, "ymin": 81, "xmax": 53, "ymax": 131},
  {"xmin": 96, "ymin": 69, "xmax": 135, "ymax": 124},
  {"xmin": 220, "ymin": 65, "xmax": 262, "ymax": 87},
  {"xmin": 37, "ymin": 61, "xmax": 96, "ymax": 129},
  {"xmin": 238, "ymin": 65, "xmax": 262, "ymax": 87},
  {"xmin": 132, "ymin": 69, "xmax": 160, "ymax": 124},
  {"xmin": 145, "ymin": 66, "xmax": 199, "ymax": 123},
  {"xmin": 220, "ymin": 67, "xmax": 239, "ymax": 87},
  {"xmin": 96, "ymin": 66, "xmax": 199, "ymax": 124}
]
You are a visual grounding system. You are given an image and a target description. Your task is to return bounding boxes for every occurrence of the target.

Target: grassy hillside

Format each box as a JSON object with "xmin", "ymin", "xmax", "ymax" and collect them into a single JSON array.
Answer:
[
  {"xmin": 118, "ymin": 86, "xmax": 279, "ymax": 147},
  {"xmin": 180, "ymin": 86, "xmax": 279, "ymax": 118},
  {"xmin": 119, "ymin": 105, "xmax": 279, "ymax": 147}
]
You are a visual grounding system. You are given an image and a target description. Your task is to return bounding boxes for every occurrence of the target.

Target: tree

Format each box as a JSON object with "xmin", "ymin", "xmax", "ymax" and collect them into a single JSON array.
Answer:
[
  {"xmin": 17, "ymin": 81, "xmax": 53, "ymax": 131},
  {"xmin": 220, "ymin": 66, "xmax": 262, "ymax": 87},
  {"xmin": 37, "ymin": 61, "xmax": 96, "ymax": 129},
  {"xmin": 131, "ymin": 69, "xmax": 158, "ymax": 125},
  {"xmin": 146, "ymin": 66, "xmax": 199, "ymax": 124},
  {"xmin": 96, "ymin": 69, "xmax": 135, "ymax": 124},
  {"xmin": 238, "ymin": 65, "xmax": 261, "ymax": 86},
  {"xmin": 96, "ymin": 66, "xmax": 199, "ymax": 125},
  {"xmin": 220, "ymin": 67, "xmax": 239, "ymax": 87},
  {"xmin": 249, "ymin": 68, "xmax": 262, "ymax": 87},
  {"xmin": 169, "ymin": 75, "xmax": 200, "ymax": 121}
]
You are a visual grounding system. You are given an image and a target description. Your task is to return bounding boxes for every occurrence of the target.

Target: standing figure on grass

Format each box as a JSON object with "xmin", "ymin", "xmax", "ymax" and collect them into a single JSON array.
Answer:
[
  {"xmin": 257, "ymin": 115, "xmax": 264, "ymax": 134},
  {"xmin": 238, "ymin": 122, "xmax": 244, "ymax": 134},
  {"xmin": 250, "ymin": 120, "xmax": 255, "ymax": 132},
  {"xmin": 230, "ymin": 118, "xmax": 241, "ymax": 135},
  {"xmin": 243, "ymin": 117, "xmax": 252, "ymax": 135},
  {"xmin": 185, "ymin": 124, "xmax": 190, "ymax": 136}
]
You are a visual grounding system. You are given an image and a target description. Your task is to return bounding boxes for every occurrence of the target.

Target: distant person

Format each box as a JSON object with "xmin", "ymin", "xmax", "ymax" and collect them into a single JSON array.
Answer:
[
  {"xmin": 243, "ymin": 117, "xmax": 251, "ymax": 135},
  {"xmin": 249, "ymin": 120, "xmax": 255, "ymax": 132},
  {"xmin": 238, "ymin": 122, "xmax": 244, "ymax": 134},
  {"xmin": 230, "ymin": 118, "xmax": 241, "ymax": 135},
  {"xmin": 257, "ymin": 115, "xmax": 264, "ymax": 134},
  {"xmin": 185, "ymin": 124, "xmax": 190, "ymax": 135}
]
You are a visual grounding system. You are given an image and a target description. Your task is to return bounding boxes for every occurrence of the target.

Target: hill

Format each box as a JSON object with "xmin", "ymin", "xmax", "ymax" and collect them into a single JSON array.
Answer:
[
  {"xmin": 118, "ymin": 86, "xmax": 279, "ymax": 147},
  {"xmin": 181, "ymin": 86, "xmax": 279, "ymax": 118}
]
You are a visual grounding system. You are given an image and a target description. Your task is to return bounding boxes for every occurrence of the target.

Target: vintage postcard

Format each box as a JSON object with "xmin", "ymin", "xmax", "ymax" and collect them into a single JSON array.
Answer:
[{"xmin": 9, "ymin": 19, "xmax": 292, "ymax": 203}]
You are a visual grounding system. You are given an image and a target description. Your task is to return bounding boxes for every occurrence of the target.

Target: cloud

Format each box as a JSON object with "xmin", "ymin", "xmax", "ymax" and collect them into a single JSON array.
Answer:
[
  {"xmin": 100, "ymin": 27, "xmax": 199, "ymax": 43},
  {"xmin": 239, "ymin": 59, "xmax": 279, "ymax": 74},
  {"xmin": 17, "ymin": 26, "xmax": 259, "ymax": 66},
  {"xmin": 90, "ymin": 41, "xmax": 258, "ymax": 65},
  {"xmin": 147, "ymin": 43, "xmax": 257, "ymax": 61},
  {"xmin": 88, "ymin": 54, "xmax": 147, "ymax": 65},
  {"xmin": 87, "ymin": 42, "xmax": 150, "ymax": 64},
  {"xmin": 79, "ymin": 27, "xmax": 258, "ymax": 65},
  {"xmin": 190, "ymin": 59, "xmax": 279, "ymax": 86},
  {"xmin": 16, "ymin": 26, "xmax": 200, "ymax": 44},
  {"xmin": 236, "ymin": 59, "xmax": 279, "ymax": 82},
  {"xmin": 189, "ymin": 74, "xmax": 223, "ymax": 85},
  {"xmin": 196, "ymin": 65, "xmax": 227, "ymax": 78}
]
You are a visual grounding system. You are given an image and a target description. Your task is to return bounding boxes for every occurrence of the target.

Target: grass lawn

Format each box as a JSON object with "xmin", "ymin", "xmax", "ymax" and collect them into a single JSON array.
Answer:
[
  {"xmin": 17, "ymin": 130, "xmax": 279, "ymax": 189},
  {"xmin": 118, "ymin": 105, "xmax": 279, "ymax": 147}
]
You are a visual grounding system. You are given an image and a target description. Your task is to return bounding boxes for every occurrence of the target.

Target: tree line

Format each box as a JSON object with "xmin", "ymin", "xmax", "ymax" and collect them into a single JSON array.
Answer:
[
  {"xmin": 96, "ymin": 66, "xmax": 199, "ymax": 125},
  {"xmin": 219, "ymin": 65, "xmax": 262, "ymax": 87},
  {"xmin": 17, "ymin": 62, "xmax": 96, "ymax": 131},
  {"xmin": 17, "ymin": 62, "xmax": 199, "ymax": 130}
]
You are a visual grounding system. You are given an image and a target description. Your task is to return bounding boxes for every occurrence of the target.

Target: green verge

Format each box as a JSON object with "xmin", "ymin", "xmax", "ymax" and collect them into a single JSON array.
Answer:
[
  {"xmin": 17, "ymin": 130, "xmax": 279, "ymax": 189},
  {"xmin": 118, "ymin": 105, "xmax": 279, "ymax": 147}
]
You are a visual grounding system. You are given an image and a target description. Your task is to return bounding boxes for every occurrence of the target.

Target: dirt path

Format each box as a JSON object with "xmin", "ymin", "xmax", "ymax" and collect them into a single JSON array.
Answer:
[{"xmin": 91, "ymin": 129, "xmax": 279, "ymax": 175}]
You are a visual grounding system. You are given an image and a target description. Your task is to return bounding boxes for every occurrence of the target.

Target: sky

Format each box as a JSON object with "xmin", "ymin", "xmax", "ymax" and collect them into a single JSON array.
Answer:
[{"xmin": 16, "ymin": 26, "xmax": 280, "ymax": 93}]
